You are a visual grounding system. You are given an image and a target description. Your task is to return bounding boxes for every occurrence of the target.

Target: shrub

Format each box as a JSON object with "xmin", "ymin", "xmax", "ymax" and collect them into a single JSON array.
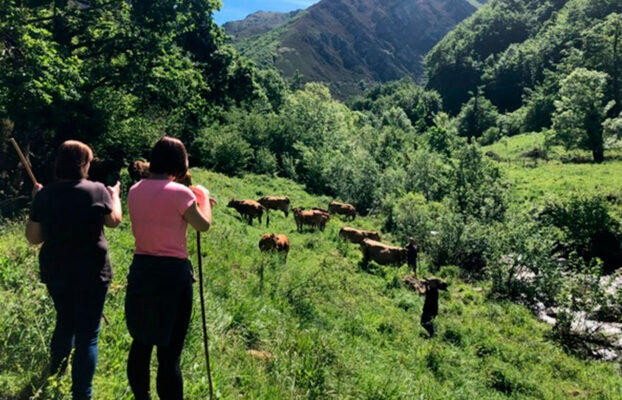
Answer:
[
  {"xmin": 403, "ymin": 150, "xmax": 450, "ymax": 202},
  {"xmin": 455, "ymin": 89, "xmax": 500, "ymax": 141},
  {"xmin": 388, "ymin": 193, "xmax": 447, "ymax": 245},
  {"xmin": 486, "ymin": 212, "xmax": 563, "ymax": 306},
  {"xmin": 478, "ymin": 126, "xmax": 502, "ymax": 146},
  {"xmin": 251, "ymin": 147, "xmax": 278, "ymax": 175},
  {"xmin": 192, "ymin": 125, "xmax": 252, "ymax": 175},
  {"xmin": 449, "ymin": 144, "xmax": 508, "ymax": 222},
  {"xmin": 538, "ymin": 195, "xmax": 620, "ymax": 265}
]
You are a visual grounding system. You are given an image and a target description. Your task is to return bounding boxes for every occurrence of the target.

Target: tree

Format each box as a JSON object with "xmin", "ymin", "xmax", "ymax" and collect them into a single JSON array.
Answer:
[
  {"xmin": 582, "ymin": 14, "xmax": 622, "ymax": 117},
  {"xmin": 0, "ymin": 0, "xmax": 258, "ymax": 193},
  {"xmin": 552, "ymin": 68, "xmax": 612, "ymax": 163},
  {"xmin": 455, "ymin": 88, "xmax": 499, "ymax": 142}
]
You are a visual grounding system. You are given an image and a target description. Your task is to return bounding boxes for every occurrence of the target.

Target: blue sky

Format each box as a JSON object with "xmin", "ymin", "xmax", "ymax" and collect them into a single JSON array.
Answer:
[{"xmin": 214, "ymin": 0, "xmax": 319, "ymax": 25}]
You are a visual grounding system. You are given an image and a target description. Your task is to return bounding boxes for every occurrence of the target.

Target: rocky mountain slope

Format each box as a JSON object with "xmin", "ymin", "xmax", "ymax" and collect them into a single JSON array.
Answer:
[
  {"xmin": 227, "ymin": 0, "xmax": 484, "ymax": 97},
  {"xmin": 223, "ymin": 10, "xmax": 302, "ymax": 41}
]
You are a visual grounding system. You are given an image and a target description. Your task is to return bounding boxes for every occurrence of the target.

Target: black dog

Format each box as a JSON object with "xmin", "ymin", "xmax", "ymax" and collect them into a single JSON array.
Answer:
[{"xmin": 88, "ymin": 158, "xmax": 123, "ymax": 186}]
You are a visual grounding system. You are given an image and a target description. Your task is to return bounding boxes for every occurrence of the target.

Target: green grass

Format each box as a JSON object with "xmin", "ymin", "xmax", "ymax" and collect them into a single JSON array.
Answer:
[
  {"xmin": 1, "ymin": 170, "xmax": 621, "ymax": 399},
  {"xmin": 484, "ymin": 134, "xmax": 622, "ymax": 218}
]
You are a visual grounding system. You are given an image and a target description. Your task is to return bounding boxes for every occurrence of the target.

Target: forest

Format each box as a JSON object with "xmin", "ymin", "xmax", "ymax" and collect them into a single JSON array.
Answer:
[{"xmin": 1, "ymin": 0, "xmax": 622, "ymax": 398}]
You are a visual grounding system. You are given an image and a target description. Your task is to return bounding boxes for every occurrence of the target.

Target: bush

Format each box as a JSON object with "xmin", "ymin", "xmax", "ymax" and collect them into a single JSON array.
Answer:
[
  {"xmin": 403, "ymin": 150, "xmax": 450, "ymax": 202},
  {"xmin": 538, "ymin": 195, "xmax": 620, "ymax": 265},
  {"xmin": 388, "ymin": 195, "xmax": 491, "ymax": 272},
  {"xmin": 388, "ymin": 193, "xmax": 447, "ymax": 245},
  {"xmin": 192, "ymin": 125, "xmax": 252, "ymax": 175},
  {"xmin": 478, "ymin": 126, "xmax": 502, "ymax": 146},
  {"xmin": 455, "ymin": 90, "xmax": 500, "ymax": 141},
  {"xmin": 251, "ymin": 147, "xmax": 278, "ymax": 175},
  {"xmin": 486, "ymin": 212, "xmax": 563, "ymax": 306},
  {"xmin": 449, "ymin": 144, "xmax": 508, "ymax": 222},
  {"xmin": 426, "ymin": 216, "xmax": 491, "ymax": 272}
]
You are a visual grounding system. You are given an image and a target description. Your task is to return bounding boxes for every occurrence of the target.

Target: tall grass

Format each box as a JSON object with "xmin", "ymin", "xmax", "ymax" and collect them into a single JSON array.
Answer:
[{"xmin": 1, "ymin": 170, "xmax": 621, "ymax": 399}]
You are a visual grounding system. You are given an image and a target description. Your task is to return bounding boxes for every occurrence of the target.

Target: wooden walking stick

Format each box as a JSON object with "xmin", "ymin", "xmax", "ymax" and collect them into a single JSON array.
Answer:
[
  {"xmin": 9, "ymin": 138, "xmax": 37, "ymax": 185},
  {"xmin": 196, "ymin": 231, "xmax": 215, "ymax": 399}
]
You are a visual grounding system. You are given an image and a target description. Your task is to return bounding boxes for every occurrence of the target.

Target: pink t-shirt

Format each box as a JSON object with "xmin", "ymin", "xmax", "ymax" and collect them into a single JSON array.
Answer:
[{"xmin": 128, "ymin": 179, "xmax": 196, "ymax": 259}]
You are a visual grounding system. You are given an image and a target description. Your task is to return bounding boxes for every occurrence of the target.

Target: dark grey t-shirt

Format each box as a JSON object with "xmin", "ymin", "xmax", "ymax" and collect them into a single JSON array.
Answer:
[{"xmin": 30, "ymin": 180, "xmax": 113, "ymax": 284}]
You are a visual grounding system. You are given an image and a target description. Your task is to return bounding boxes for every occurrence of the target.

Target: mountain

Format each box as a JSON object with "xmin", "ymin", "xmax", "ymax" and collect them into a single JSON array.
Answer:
[
  {"xmin": 425, "ymin": 0, "xmax": 622, "ymax": 115},
  {"xmin": 226, "ymin": 0, "xmax": 485, "ymax": 97},
  {"xmin": 223, "ymin": 10, "xmax": 303, "ymax": 41}
]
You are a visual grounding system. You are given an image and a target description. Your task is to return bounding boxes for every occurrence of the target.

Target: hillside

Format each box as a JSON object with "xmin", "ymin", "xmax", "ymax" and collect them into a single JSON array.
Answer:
[
  {"xmin": 229, "ymin": 0, "xmax": 482, "ymax": 98},
  {"xmin": 2, "ymin": 170, "xmax": 621, "ymax": 399},
  {"xmin": 223, "ymin": 10, "xmax": 303, "ymax": 41},
  {"xmin": 426, "ymin": 0, "xmax": 622, "ymax": 114}
]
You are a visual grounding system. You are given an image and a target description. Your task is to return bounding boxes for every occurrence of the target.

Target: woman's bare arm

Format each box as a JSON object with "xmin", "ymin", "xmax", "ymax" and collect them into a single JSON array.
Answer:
[
  {"xmin": 104, "ymin": 181, "xmax": 122, "ymax": 228},
  {"xmin": 26, "ymin": 183, "xmax": 44, "ymax": 244},
  {"xmin": 183, "ymin": 202, "xmax": 211, "ymax": 232},
  {"xmin": 26, "ymin": 220, "xmax": 44, "ymax": 244}
]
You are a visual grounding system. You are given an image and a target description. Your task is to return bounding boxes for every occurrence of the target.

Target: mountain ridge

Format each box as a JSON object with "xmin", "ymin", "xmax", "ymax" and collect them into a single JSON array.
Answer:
[{"xmin": 226, "ymin": 0, "xmax": 483, "ymax": 97}]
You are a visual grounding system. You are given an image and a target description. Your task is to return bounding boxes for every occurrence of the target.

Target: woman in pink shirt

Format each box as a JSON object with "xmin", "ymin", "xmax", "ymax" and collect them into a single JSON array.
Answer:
[{"xmin": 125, "ymin": 137, "xmax": 211, "ymax": 400}]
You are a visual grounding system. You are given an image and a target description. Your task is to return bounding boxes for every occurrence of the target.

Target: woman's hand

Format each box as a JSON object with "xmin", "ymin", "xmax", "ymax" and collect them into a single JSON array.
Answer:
[
  {"xmin": 106, "ymin": 181, "xmax": 121, "ymax": 198},
  {"xmin": 186, "ymin": 185, "xmax": 212, "ymax": 232},
  {"xmin": 31, "ymin": 182, "xmax": 43, "ymax": 199},
  {"xmin": 189, "ymin": 185, "xmax": 211, "ymax": 215},
  {"xmin": 104, "ymin": 181, "xmax": 123, "ymax": 228}
]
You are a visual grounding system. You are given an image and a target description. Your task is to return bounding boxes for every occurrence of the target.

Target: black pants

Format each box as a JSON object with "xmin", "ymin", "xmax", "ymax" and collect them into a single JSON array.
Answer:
[{"xmin": 127, "ymin": 281, "xmax": 192, "ymax": 400}]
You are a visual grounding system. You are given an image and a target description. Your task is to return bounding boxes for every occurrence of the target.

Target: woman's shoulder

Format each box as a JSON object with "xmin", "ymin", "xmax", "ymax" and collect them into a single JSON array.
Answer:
[
  {"xmin": 164, "ymin": 181, "xmax": 195, "ymax": 197},
  {"xmin": 129, "ymin": 180, "xmax": 194, "ymax": 197}
]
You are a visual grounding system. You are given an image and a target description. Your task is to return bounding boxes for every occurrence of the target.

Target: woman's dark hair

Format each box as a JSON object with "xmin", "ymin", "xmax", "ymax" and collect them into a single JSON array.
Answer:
[
  {"xmin": 55, "ymin": 140, "xmax": 93, "ymax": 180},
  {"xmin": 149, "ymin": 136, "xmax": 188, "ymax": 180}
]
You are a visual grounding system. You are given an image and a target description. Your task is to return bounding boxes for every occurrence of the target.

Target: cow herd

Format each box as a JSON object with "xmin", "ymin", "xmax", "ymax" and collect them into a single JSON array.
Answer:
[{"xmin": 225, "ymin": 194, "xmax": 411, "ymax": 269}]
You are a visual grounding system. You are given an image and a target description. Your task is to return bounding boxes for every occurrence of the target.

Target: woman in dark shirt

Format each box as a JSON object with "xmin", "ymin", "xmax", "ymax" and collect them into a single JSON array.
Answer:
[{"xmin": 26, "ymin": 140, "xmax": 122, "ymax": 400}]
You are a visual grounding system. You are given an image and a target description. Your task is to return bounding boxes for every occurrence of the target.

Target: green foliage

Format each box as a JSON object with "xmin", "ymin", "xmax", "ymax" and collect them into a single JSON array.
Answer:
[
  {"xmin": 350, "ymin": 78, "xmax": 442, "ymax": 132},
  {"xmin": 449, "ymin": 144, "xmax": 507, "ymax": 222},
  {"xmin": 551, "ymin": 68, "xmax": 612, "ymax": 162},
  {"xmin": 423, "ymin": 113, "xmax": 457, "ymax": 157},
  {"xmin": 426, "ymin": 216, "xmax": 491, "ymax": 272},
  {"xmin": 426, "ymin": 0, "xmax": 622, "ymax": 141},
  {"xmin": 538, "ymin": 195, "xmax": 620, "ymax": 261},
  {"xmin": 455, "ymin": 89, "xmax": 500, "ymax": 141},
  {"xmin": 0, "ymin": 0, "xmax": 265, "ymax": 193},
  {"xmin": 486, "ymin": 212, "xmax": 563, "ymax": 305},
  {"xmin": 193, "ymin": 126, "xmax": 252, "ymax": 175}
]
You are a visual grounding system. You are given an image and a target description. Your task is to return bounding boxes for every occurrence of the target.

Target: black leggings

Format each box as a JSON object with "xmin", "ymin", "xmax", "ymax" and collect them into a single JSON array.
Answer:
[{"xmin": 127, "ymin": 283, "xmax": 192, "ymax": 400}]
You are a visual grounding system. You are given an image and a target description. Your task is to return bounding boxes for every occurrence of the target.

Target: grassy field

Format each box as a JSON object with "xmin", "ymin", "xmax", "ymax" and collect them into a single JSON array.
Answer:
[
  {"xmin": 1, "ymin": 170, "xmax": 621, "ymax": 399},
  {"xmin": 485, "ymin": 134, "xmax": 622, "ymax": 218}
]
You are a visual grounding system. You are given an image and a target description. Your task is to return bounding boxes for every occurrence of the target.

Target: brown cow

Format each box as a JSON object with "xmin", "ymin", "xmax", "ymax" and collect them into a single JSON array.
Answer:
[
  {"xmin": 128, "ymin": 160, "xmax": 151, "ymax": 182},
  {"xmin": 258, "ymin": 196, "xmax": 290, "ymax": 217},
  {"xmin": 328, "ymin": 201, "xmax": 356, "ymax": 220},
  {"xmin": 360, "ymin": 239, "xmax": 407, "ymax": 267},
  {"xmin": 313, "ymin": 211, "xmax": 330, "ymax": 231},
  {"xmin": 259, "ymin": 234, "xmax": 290, "ymax": 259},
  {"xmin": 292, "ymin": 207, "xmax": 329, "ymax": 232},
  {"xmin": 339, "ymin": 227, "xmax": 381, "ymax": 244},
  {"xmin": 228, "ymin": 199, "xmax": 266, "ymax": 226}
]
